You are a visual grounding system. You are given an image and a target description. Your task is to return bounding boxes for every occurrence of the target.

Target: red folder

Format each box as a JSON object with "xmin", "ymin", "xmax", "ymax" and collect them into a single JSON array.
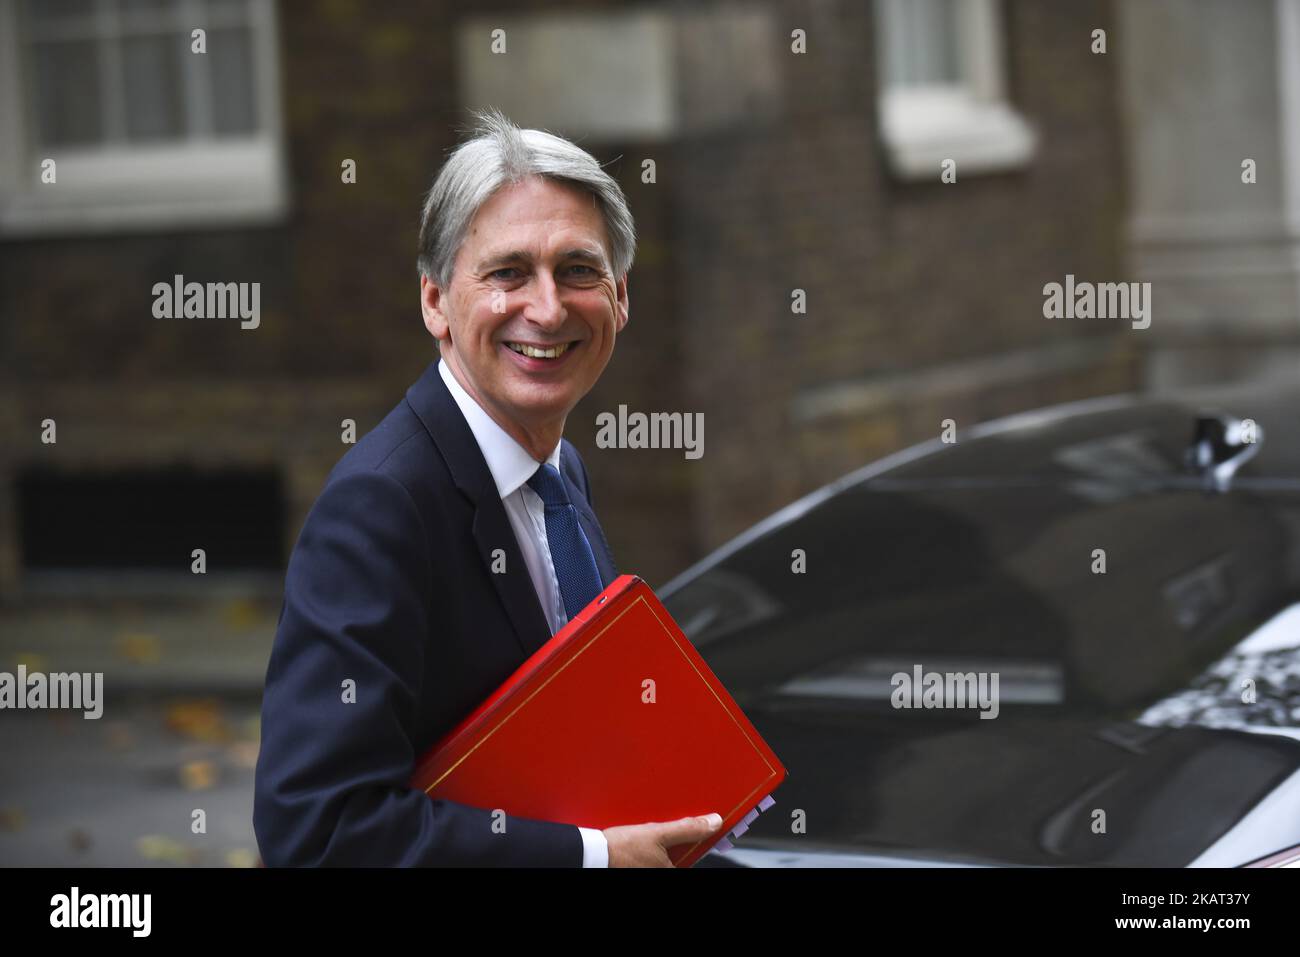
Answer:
[{"xmin": 410, "ymin": 574, "xmax": 787, "ymax": 867}]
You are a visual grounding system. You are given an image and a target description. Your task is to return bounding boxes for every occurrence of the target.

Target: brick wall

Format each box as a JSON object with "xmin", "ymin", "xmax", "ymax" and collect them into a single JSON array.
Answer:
[
  {"xmin": 1, "ymin": 0, "xmax": 1133, "ymax": 598},
  {"xmin": 670, "ymin": 0, "xmax": 1137, "ymax": 551}
]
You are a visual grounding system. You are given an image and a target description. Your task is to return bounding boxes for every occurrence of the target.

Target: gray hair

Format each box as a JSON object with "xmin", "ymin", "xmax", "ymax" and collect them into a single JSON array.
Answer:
[{"xmin": 417, "ymin": 108, "xmax": 636, "ymax": 288}]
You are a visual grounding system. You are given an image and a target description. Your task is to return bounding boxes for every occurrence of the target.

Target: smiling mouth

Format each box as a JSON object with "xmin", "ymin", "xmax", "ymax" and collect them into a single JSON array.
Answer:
[{"xmin": 504, "ymin": 341, "xmax": 579, "ymax": 359}]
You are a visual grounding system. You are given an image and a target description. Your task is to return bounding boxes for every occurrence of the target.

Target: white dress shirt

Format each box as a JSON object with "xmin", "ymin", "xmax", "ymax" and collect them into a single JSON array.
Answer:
[{"xmin": 439, "ymin": 358, "xmax": 610, "ymax": 868}]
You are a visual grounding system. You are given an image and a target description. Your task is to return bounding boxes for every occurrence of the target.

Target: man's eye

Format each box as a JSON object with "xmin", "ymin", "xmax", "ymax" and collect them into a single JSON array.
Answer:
[
  {"xmin": 490, "ymin": 268, "xmax": 519, "ymax": 280},
  {"xmin": 568, "ymin": 265, "xmax": 596, "ymax": 276}
]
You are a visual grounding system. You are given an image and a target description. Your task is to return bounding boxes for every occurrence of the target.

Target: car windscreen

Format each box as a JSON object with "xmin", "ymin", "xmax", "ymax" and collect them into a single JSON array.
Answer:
[{"xmin": 662, "ymin": 478, "xmax": 1300, "ymax": 719}]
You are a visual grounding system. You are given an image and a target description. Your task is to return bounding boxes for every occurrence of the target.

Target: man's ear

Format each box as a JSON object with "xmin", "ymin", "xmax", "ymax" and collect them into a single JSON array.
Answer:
[
  {"xmin": 615, "ymin": 271, "xmax": 630, "ymax": 333},
  {"xmin": 420, "ymin": 274, "xmax": 451, "ymax": 341}
]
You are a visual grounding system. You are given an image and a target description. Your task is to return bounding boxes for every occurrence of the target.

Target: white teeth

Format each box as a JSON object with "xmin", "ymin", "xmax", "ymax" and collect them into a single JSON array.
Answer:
[{"xmin": 506, "ymin": 341, "xmax": 571, "ymax": 359}]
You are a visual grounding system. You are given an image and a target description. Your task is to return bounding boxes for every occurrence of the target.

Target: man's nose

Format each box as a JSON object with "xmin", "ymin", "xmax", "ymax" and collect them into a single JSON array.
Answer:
[{"xmin": 520, "ymin": 271, "xmax": 567, "ymax": 329}]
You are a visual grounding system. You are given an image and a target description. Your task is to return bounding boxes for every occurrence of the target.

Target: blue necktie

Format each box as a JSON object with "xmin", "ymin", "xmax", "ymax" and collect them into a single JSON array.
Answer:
[{"xmin": 527, "ymin": 463, "xmax": 604, "ymax": 621}]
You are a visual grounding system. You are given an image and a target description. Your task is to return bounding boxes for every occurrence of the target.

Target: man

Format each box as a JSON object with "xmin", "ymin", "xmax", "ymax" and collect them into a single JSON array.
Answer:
[{"xmin": 253, "ymin": 108, "xmax": 723, "ymax": 867}]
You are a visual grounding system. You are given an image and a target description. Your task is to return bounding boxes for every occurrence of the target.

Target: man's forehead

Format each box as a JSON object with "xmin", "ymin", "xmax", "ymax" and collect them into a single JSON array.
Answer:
[
  {"xmin": 474, "ymin": 177, "xmax": 596, "ymax": 225},
  {"xmin": 455, "ymin": 178, "xmax": 612, "ymax": 273}
]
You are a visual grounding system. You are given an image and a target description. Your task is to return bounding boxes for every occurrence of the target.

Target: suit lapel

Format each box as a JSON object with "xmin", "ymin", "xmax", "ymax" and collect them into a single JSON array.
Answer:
[
  {"xmin": 560, "ymin": 445, "xmax": 618, "ymax": 589},
  {"xmin": 405, "ymin": 359, "xmax": 551, "ymax": 659}
]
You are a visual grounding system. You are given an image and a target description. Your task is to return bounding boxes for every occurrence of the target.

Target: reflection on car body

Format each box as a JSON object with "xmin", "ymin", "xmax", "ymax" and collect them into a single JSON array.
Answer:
[{"xmin": 664, "ymin": 382, "xmax": 1300, "ymax": 867}]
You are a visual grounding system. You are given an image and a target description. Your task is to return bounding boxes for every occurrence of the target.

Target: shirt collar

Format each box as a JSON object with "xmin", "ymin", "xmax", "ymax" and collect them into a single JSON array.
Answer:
[{"xmin": 439, "ymin": 357, "xmax": 562, "ymax": 500}]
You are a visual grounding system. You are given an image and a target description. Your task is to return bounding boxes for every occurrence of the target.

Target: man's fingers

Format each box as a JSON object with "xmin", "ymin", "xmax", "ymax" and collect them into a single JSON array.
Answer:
[{"xmin": 654, "ymin": 812, "xmax": 724, "ymax": 847}]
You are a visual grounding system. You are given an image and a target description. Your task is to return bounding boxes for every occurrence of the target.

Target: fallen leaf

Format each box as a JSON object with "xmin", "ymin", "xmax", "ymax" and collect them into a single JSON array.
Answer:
[
  {"xmin": 0, "ymin": 808, "xmax": 26, "ymax": 832},
  {"xmin": 135, "ymin": 834, "xmax": 200, "ymax": 865},
  {"xmin": 104, "ymin": 722, "xmax": 135, "ymax": 750},
  {"xmin": 226, "ymin": 740, "xmax": 259, "ymax": 769},
  {"xmin": 165, "ymin": 699, "xmax": 231, "ymax": 743},
  {"xmin": 179, "ymin": 759, "xmax": 218, "ymax": 791},
  {"xmin": 13, "ymin": 652, "xmax": 47, "ymax": 672},
  {"xmin": 115, "ymin": 633, "xmax": 162, "ymax": 664},
  {"xmin": 221, "ymin": 599, "xmax": 263, "ymax": 631},
  {"xmin": 225, "ymin": 848, "xmax": 258, "ymax": 868}
]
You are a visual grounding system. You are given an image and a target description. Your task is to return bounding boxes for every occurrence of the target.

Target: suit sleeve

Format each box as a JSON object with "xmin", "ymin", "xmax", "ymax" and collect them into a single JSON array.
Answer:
[{"xmin": 254, "ymin": 468, "xmax": 584, "ymax": 866}]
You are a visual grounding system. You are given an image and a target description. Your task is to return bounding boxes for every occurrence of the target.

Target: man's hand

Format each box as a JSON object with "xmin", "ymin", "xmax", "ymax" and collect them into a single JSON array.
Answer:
[{"xmin": 604, "ymin": 813, "xmax": 724, "ymax": 867}]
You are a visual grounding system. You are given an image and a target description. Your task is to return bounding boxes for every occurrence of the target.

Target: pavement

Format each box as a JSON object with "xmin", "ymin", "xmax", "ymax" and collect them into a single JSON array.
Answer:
[{"xmin": 0, "ymin": 592, "xmax": 276, "ymax": 866}]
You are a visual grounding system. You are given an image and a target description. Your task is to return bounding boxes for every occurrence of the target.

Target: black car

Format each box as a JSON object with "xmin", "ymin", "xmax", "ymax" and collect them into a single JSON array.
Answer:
[{"xmin": 663, "ymin": 379, "xmax": 1300, "ymax": 867}]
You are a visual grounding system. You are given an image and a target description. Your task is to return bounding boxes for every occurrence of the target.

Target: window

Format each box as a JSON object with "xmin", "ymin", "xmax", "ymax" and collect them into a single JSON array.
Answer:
[
  {"xmin": 18, "ymin": 465, "xmax": 286, "ymax": 592},
  {"xmin": 873, "ymin": 0, "xmax": 1036, "ymax": 180},
  {"xmin": 0, "ymin": 0, "xmax": 286, "ymax": 234}
]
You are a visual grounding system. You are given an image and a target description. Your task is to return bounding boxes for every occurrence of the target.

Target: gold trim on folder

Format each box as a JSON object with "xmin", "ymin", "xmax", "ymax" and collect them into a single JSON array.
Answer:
[{"xmin": 423, "ymin": 591, "xmax": 781, "ymax": 860}]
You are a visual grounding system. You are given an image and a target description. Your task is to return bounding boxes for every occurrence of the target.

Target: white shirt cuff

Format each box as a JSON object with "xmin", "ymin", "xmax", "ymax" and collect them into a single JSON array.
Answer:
[{"xmin": 578, "ymin": 826, "xmax": 609, "ymax": 867}]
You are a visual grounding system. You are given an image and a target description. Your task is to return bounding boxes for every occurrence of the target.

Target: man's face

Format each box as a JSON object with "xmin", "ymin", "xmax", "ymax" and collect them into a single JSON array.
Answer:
[{"xmin": 420, "ymin": 175, "xmax": 629, "ymax": 441}]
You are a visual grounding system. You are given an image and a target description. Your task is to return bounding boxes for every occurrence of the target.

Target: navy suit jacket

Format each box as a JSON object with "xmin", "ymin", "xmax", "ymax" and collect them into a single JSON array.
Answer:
[{"xmin": 254, "ymin": 358, "xmax": 619, "ymax": 866}]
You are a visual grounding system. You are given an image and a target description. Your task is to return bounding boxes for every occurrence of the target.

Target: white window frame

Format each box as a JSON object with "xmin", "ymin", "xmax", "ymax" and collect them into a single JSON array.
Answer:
[
  {"xmin": 874, "ymin": 0, "xmax": 1037, "ymax": 180},
  {"xmin": 0, "ymin": 0, "xmax": 288, "ymax": 235}
]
